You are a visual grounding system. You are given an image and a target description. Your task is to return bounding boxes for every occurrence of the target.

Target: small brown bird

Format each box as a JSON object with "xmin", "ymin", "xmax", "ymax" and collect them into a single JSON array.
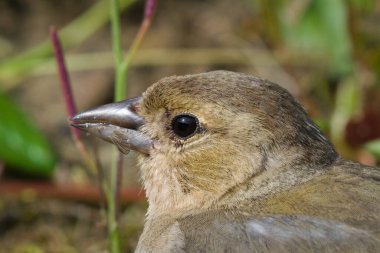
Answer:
[{"xmin": 71, "ymin": 71, "xmax": 380, "ymax": 253}]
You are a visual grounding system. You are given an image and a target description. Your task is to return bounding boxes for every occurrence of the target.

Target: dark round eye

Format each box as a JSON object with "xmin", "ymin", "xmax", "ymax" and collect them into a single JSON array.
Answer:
[{"xmin": 171, "ymin": 114, "xmax": 199, "ymax": 139}]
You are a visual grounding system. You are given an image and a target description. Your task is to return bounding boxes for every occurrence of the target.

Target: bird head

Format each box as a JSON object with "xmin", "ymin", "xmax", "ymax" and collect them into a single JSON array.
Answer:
[{"xmin": 71, "ymin": 71, "xmax": 337, "ymax": 215}]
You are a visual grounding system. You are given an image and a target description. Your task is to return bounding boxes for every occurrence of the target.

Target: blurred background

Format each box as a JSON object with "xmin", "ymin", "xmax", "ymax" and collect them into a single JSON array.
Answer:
[{"xmin": 0, "ymin": 0, "xmax": 379, "ymax": 252}]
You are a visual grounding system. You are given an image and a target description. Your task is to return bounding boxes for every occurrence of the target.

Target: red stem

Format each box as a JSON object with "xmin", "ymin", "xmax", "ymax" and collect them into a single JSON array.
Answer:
[
  {"xmin": 49, "ymin": 26, "xmax": 81, "ymax": 140},
  {"xmin": 0, "ymin": 180, "xmax": 145, "ymax": 204},
  {"xmin": 144, "ymin": 0, "xmax": 157, "ymax": 20}
]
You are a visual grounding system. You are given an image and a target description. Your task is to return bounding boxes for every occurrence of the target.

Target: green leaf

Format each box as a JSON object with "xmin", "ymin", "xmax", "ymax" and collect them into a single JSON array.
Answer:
[
  {"xmin": 280, "ymin": 0, "xmax": 353, "ymax": 74},
  {"xmin": 365, "ymin": 139, "xmax": 380, "ymax": 159},
  {"xmin": 0, "ymin": 92, "xmax": 55, "ymax": 176}
]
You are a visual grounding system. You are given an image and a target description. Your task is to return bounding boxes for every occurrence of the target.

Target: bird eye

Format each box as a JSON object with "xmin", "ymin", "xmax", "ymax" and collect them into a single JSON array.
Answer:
[{"xmin": 171, "ymin": 114, "xmax": 199, "ymax": 139}]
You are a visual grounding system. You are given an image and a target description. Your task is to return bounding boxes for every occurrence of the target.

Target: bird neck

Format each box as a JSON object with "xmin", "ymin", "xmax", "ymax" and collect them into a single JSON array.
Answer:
[
  {"xmin": 214, "ymin": 143, "xmax": 339, "ymax": 209},
  {"xmin": 215, "ymin": 163, "xmax": 325, "ymax": 210},
  {"xmin": 142, "ymin": 142, "xmax": 338, "ymax": 220},
  {"xmin": 144, "ymin": 175, "xmax": 219, "ymax": 219}
]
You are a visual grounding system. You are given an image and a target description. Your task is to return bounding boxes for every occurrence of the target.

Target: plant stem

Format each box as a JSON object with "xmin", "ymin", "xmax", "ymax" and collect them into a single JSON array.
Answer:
[
  {"xmin": 121, "ymin": 19, "xmax": 150, "ymax": 75},
  {"xmin": 109, "ymin": 0, "xmax": 125, "ymax": 251},
  {"xmin": 111, "ymin": 0, "xmax": 126, "ymax": 102},
  {"xmin": 107, "ymin": 152, "xmax": 121, "ymax": 252},
  {"xmin": 121, "ymin": 0, "xmax": 157, "ymax": 77},
  {"xmin": 108, "ymin": 1, "xmax": 157, "ymax": 252},
  {"xmin": 115, "ymin": 152, "xmax": 125, "ymax": 221},
  {"xmin": 50, "ymin": 27, "xmax": 98, "ymax": 175}
]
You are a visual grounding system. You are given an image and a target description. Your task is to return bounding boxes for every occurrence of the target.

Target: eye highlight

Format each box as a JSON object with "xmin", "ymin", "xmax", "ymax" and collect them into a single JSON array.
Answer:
[{"xmin": 171, "ymin": 114, "xmax": 199, "ymax": 139}]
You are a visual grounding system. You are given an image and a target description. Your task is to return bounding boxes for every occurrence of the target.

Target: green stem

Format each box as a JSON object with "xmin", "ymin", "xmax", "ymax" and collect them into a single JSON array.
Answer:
[
  {"xmin": 107, "ymin": 149, "xmax": 121, "ymax": 253},
  {"xmin": 111, "ymin": 0, "xmax": 127, "ymax": 102},
  {"xmin": 108, "ymin": 1, "xmax": 156, "ymax": 252},
  {"xmin": 108, "ymin": 0, "xmax": 124, "ymax": 252}
]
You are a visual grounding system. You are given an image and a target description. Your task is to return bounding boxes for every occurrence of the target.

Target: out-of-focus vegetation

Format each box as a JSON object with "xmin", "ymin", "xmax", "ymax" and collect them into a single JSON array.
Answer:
[
  {"xmin": 254, "ymin": 0, "xmax": 380, "ymax": 161},
  {"xmin": 0, "ymin": 0, "xmax": 379, "ymax": 252},
  {"xmin": 0, "ymin": 91, "xmax": 55, "ymax": 176}
]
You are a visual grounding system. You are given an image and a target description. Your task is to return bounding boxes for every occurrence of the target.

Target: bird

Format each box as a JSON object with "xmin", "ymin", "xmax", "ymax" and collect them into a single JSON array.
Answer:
[{"xmin": 71, "ymin": 71, "xmax": 380, "ymax": 253}]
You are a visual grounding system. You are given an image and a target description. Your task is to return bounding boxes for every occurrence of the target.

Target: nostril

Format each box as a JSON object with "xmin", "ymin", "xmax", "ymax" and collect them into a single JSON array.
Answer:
[{"xmin": 152, "ymin": 140, "xmax": 162, "ymax": 150}]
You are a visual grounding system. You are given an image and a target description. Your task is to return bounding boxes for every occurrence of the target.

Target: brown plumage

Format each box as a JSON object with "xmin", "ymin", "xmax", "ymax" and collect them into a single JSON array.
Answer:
[{"xmin": 71, "ymin": 71, "xmax": 380, "ymax": 252}]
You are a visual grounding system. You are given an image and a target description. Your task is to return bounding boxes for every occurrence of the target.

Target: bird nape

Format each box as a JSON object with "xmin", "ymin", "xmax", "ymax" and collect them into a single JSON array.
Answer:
[{"xmin": 71, "ymin": 71, "xmax": 380, "ymax": 253}]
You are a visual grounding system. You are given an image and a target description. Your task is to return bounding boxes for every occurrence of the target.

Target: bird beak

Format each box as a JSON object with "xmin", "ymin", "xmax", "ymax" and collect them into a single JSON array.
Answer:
[{"xmin": 70, "ymin": 97, "xmax": 153, "ymax": 155}]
